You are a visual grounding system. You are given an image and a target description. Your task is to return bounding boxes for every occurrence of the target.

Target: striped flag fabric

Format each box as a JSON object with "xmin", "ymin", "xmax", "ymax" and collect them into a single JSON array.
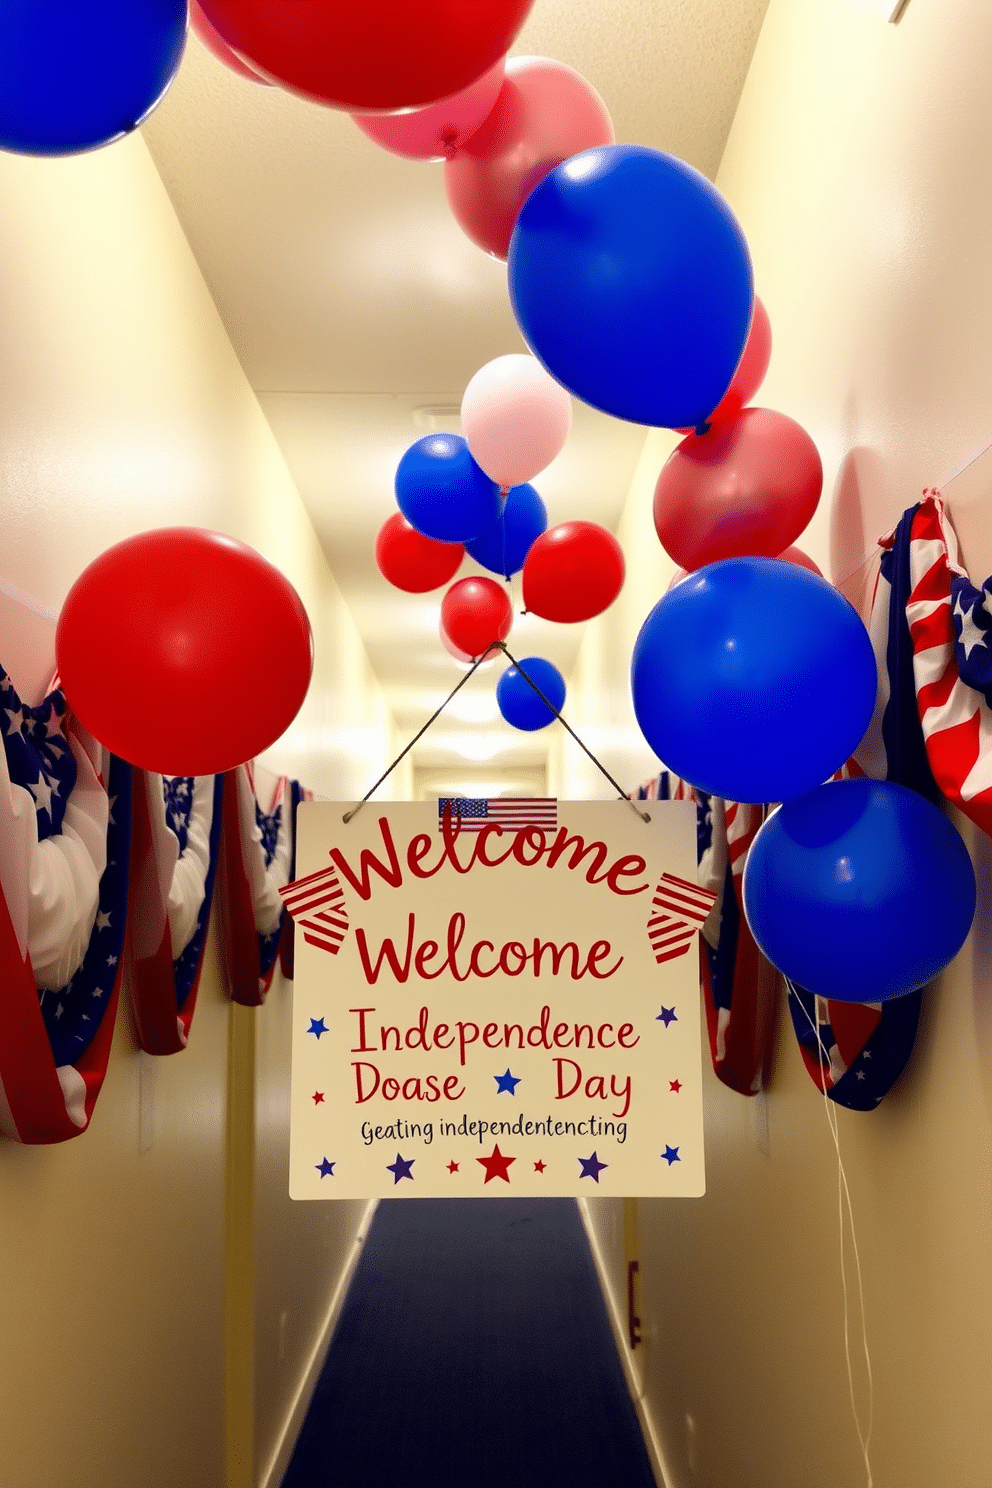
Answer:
[
  {"xmin": 437, "ymin": 797, "xmax": 558, "ymax": 833},
  {"xmin": 0, "ymin": 665, "xmax": 133, "ymax": 1142},
  {"xmin": 857, "ymin": 491, "xmax": 992, "ymax": 834},
  {"xmin": 218, "ymin": 763, "xmax": 308, "ymax": 1005},
  {"xmin": 646, "ymin": 870, "xmax": 718, "ymax": 965},
  {"xmin": 279, "ymin": 862, "xmax": 349, "ymax": 956}
]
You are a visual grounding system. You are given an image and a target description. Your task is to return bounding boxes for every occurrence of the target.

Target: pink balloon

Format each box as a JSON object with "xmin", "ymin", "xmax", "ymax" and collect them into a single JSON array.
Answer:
[
  {"xmin": 352, "ymin": 60, "xmax": 505, "ymax": 161},
  {"xmin": 676, "ymin": 296, "xmax": 772, "ymax": 434},
  {"xmin": 653, "ymin": 408, "xmax": 823, "ymax": 571},
  {"xmin": 461, "ymin": 354, "xmax": 572, "ymax": 487},
  {"xmin": 444, "ymin": 56, "xmax": 614, "ymax": 260},
  {"xmin": 190, "ymin": 0, "xmax": 271, "ymax": 83}
]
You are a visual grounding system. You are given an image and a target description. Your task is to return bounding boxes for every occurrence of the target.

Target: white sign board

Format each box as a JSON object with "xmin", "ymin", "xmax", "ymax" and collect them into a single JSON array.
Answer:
[{"xmin": 287, "ymin": 801, "xmax": 707, "ymax": 1199}]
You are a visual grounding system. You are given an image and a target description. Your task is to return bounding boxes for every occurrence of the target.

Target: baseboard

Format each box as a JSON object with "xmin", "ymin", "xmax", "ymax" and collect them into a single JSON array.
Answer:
[
  {"xmin": 576, "ymin": 1198, "xmax": 677, "ymax": 1488},
  {"xmin": 259, "ymin": 1198, "xmax": 378, "ymax": 1488}
]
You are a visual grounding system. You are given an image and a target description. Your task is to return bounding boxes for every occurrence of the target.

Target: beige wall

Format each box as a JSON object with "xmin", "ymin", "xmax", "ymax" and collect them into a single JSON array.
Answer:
[
  {"xmin": 563, "ymin": 1, "xmax": 992, "ymax": 1484},
  {"xmin": 0, "ymin": 133, "xmax": 399, "ymax": 1488}
]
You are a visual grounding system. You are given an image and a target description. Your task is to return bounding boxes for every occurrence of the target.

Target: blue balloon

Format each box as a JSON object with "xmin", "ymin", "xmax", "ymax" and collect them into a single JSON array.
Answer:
[
  {"xmin": 743, "ymin": 778, "xmax": 976, "ymax": 1002},
  {"xmin": 496, "ymin": 656, "xmax": 566, "ymax": 732},
  {"xmin": 395, "ymin": 434, "xmax": 502, "ymax": 545},
  {"xmin": 0, "ymin": 1, "xmax": 188, "ymax": 157},
  {"xmin": 630, "ymin": 559, "xmax": 877, "ymax": 804},
  {"xmin": 508, "ymin": 145, "xmax": 754, "ymax": 430},
  {"xmin": 465, "ymin": 483, "xmax": 547, "ymax": 578}
]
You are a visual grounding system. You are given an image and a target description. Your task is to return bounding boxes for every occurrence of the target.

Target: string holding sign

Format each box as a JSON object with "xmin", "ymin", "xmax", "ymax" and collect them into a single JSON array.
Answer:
[{"xmin": 341, "ymin": 640, "xmax": 649, "ymax": 825}]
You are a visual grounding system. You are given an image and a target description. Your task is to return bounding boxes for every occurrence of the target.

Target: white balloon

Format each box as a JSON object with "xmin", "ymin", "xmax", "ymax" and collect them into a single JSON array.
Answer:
[{"xmin": 460, "ymin": 353, "xmax": 572, "ymax": 487}]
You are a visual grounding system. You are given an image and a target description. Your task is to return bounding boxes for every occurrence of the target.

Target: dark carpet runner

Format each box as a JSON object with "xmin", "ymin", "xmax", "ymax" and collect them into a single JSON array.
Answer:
[{"xmin": 281, "ymin": 1197, "xmax": 657, "ymax": 1488}]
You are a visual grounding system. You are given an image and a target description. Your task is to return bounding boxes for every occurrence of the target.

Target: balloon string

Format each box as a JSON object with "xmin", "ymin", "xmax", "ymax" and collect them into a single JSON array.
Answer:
[
  {"xmin": 789, "ymin": 980, "xmax": 876, "ymax": 1488},
  {"xmin": 341, "ymin": 641, "xmax": 650, "ymax": 825}
]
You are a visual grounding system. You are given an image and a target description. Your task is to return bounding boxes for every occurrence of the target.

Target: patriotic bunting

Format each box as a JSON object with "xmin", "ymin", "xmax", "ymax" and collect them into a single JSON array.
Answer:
[
  {"xmin": 127, "ymin": 770, "xmax": 225, "ymax": 1054},
  {"xmin": 217, "ymin": 762, "xmax": 310, "ymax": 1006},
  {"xmin": 0, "ymin": 667, "xmax": 132, "ymax": 1143},
  {"xmin": 632, "ymin": 772, "xmax": 775, "ymax": 1097}
]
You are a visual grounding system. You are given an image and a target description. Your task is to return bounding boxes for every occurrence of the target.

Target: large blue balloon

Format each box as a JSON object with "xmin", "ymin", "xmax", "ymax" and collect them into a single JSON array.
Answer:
[
  {"xmin": 630, "ymin": 558, "xmax": 877, "ymax": 804},
  {"xmin": 496, "ymin": 656, "xmax": 566, "ymax": 731},
  {"xmin": 395, "ymin": 434, "xmax": 503, "ymax": 545},
  {"xmin": 0, "ymin": 1, "xmax": 188, "ymax": 156},
  {"xmin": 743, "ymin": 778, "xmax": 976, "ymax": 1002},
  {"xmin": 508, "ymin": 145, "xmax": 754, "ymax": 430},
  {"xmin": 465, "ymin": 483, "xmax": 547, "ymax": 578}
]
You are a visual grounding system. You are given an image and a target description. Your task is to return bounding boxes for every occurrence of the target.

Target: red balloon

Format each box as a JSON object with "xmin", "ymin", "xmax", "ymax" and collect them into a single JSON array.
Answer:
[
  {"xmin": 375, "ymin": 513, "xmax": 464, "ymax": 593},
  {"xmin": 56, "ymin": 529, "xmax": 313, "ymax": 775},
  {"xmin": 676, "ymin": 296, "xmax": 772, "ymax": 434},
  {"xmin": 668, "ymin": 543, "xmax": 822, "ymax": 590},
  {"xmin": 190, "ymin": 0, "xmax": 270, "ymax": 82},
  {"xmin": 522, "ymin": 521, "xmax": 625, "ymax": 623},
  {"xmin": 778, "ymin": 544, "xmax": 822, "ymax": 576},
  {"xmin": 196, "ymin": 0, "xmax": 535, "ymax": 112},
  {"xmin": 653, "ymin": 408, "xmax": 823, "ymax": 572},
  {"xmin": 440, "ymin": 577, "xmax": 513, "ymax": 658},
  {"xmin": 444, "ymin": 56, "xmax": 615, "ymax": 260}
]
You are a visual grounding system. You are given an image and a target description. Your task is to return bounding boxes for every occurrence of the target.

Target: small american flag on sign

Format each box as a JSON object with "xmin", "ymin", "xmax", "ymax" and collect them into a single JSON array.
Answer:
[
  {"xmin": 279, "ymin": 864, "xmax": 349, "ymax": 956},
  {"xmin": 647, "ymin": 871, "xmax": 718, "ymax": 965},
  {"xmin": 437, "ymin": 798, "xmax": 558, "ymax": 833}
]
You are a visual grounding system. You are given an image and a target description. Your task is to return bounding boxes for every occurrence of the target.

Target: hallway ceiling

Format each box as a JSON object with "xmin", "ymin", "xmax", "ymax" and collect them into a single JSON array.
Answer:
[{"xmin": 143, "ymin": 0, "xmax": 770, "ymax": 786}]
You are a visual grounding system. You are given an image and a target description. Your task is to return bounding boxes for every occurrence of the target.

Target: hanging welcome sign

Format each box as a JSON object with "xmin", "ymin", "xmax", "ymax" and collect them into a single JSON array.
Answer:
[{"xmin": 282, "ymin": 799, "xmax": 711, "ymax": 1199}]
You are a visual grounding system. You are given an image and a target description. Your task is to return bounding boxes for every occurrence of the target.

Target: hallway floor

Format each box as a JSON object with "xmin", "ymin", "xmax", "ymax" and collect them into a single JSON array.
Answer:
[{"xmin": 282, "ymin": 1197, "xmax": 658, "ymax": 1488}]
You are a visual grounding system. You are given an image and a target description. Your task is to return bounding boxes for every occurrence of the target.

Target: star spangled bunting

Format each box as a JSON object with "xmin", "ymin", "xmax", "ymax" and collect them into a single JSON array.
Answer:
[
  {"xmin": 279, "ymin": 861, "xmax": 349, "ymax": 956},
  {"xmin": 786, "ymin": 981, "xmax": 922, "ymax": 1111},
  {"xmin": 437, "ymin": 797, "xmax": 557, "ymax": 834},
  {"xmin": 646, "ymin": 870, "xmax": 718, "ymax": 964}
]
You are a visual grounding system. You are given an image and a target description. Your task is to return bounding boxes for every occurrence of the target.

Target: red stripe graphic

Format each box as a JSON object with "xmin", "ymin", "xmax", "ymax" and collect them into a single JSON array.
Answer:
[
  {"xmin": 647, "ymin": 871, "xmax": 718, "ymax": 965},
  {"xmin": 280, "ymin": 863, "xmax": 349, "ymax": 956}
]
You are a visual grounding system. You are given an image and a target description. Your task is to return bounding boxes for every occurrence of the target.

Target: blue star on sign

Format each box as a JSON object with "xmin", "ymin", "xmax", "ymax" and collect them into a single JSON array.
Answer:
[
  {"xmin": 494, "ymin": 1068, "xmax": 521, "ymax": 1095},
  {"xmin": 387, "ymin": 1153, "xmax": 415, "ymax": 1184},
  {"xmin": 656, "ymin": 1006, "xmax": 678, "ymax": 1027},
  {"xmin": 662, "ymin": 1145, "xmax": 681, "ymax": 1166},
  {"xmin": 315, "ymin": 1157, "xmax": 335, "ymax": 1178},
  {"xmin": 307, "ymin": 1017, "xmax": 328, "ymax": 1039},
  {"xmin": 578, "ymin": 1152, "xmax": 608, "ymax": 1183}
]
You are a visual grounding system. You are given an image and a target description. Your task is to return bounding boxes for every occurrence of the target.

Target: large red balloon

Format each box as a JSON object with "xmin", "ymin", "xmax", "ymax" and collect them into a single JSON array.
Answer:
[
  {"xmin": 445, "ymin": 56, "xmax": 615, "ymax": 260},
  {"xmin": 56, "ymin": 529, "xmax": 313, "ymax": 775},
  {"xmin": 440, "ymin": 577, "xmax": 513, "ymax": 658},
  {"xmin": 196, "ymin": 0, "xmax": 535, "ymax": 112},
  {"xmin": 522, "ymin": 521, "xmax": 625, "ymax": 623},
  {"xmin": 668, "ymin": 543, "xmax": 822, "ymax": 590},
  {"xmin": 653, "ymin": 408, "xmax": 823, "ymax": 572},
  {"xmin": 375, "ymin": 513, "xmax": 464, "ymax": 593},
  {"xmin": 190, "ymin": 1, "xmax": 270, "ymax": 82},
  {"xmin": 676, "ymin": 296, "xmax": 772, "ymax": 433}
]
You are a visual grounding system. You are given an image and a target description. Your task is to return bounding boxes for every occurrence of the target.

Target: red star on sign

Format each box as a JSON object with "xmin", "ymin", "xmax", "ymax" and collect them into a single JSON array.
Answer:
[
  {"xmin": 477, "ymin": 1143, "xmax": 515, "ymax": 1184},
  {"xmin": 669, "ymin": 1079, "xmax": 682, "ymax": 1093},
  {"xmin": 312, "ymin": 1091, "xmax": 325, "ymax": 1104},
  {"xmin": 447, "ymin": 1161, "xmax": 459, "ymax": 1173},
  {"xmin": 533, "ymin": 1160, "xmax": 546, "ymax": 1174}
]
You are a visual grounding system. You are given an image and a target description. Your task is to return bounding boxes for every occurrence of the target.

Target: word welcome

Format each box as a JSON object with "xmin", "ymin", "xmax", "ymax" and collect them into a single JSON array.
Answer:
[
  {"xmin": 355, "ymin": 912, "xmax": 623, "ymax": 985},
  {"xmin": 330, "ymin": 815, "xmax": 650, "ymax": 902}
]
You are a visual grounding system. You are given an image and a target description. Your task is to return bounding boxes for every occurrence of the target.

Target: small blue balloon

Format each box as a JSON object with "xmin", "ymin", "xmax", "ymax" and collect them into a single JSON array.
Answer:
[
  {"xmin": 743, "ymin": 778, "xmax": 976, "ymax": 1002},
  {"xmin": 0, "ymin": 0, "xmax": 188, "ymax": 157},
  {"xmin": 496, "ymin": 656, "xmax": 566, "ymax": 732},
  {"xmin": 465, "ymin": 483, "xmax": 547, "ymax": 578},
  {"xmin": 395, "ymin": 434, "xmax": 502, "ymax": 545},
  {"xmin": 630, "ymin": 559, "xmax": 877, "ymax": 804},
  {"xmin": 508, "ymin": 145, "xmax": 754, "ymax": 430}
]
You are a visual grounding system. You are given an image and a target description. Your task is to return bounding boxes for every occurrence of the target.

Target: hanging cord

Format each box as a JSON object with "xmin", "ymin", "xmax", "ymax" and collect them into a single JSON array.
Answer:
[
  {"xmin": 495, "ymin": 643, "xmax": 649, "ymax": 822},
  {"xmin": 789, "ymin": 979, "xmax": 875, "ymax": 1488},
  {"xmin": 341, "ymin": 649, "xmax": 495, "ymax": 823},
  {"xmin": 341, "ymin": 640, "xmax": 650, "ymax": 824}
]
